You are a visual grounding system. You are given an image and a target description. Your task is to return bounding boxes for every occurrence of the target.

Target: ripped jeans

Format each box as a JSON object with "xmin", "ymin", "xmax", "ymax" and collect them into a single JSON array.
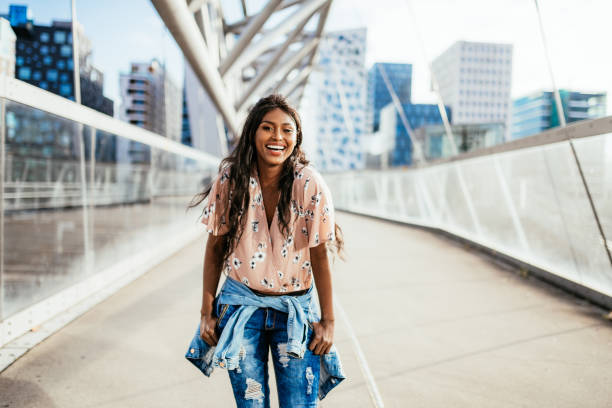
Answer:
[{"xmin": 216, "ymin": 301, "xmax": 320, "ymax": 408}]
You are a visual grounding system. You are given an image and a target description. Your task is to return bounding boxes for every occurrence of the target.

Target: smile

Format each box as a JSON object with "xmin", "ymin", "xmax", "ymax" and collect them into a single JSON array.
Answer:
[{"xmin": 265, "ymin": 145, "xmax": 286, "ymax": 151}]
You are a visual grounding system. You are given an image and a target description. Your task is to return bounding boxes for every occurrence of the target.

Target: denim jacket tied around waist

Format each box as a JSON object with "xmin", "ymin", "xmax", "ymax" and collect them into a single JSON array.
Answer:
[{"xmin": 185, "ymin": 277, "xmax": 346, "ymax": 400}]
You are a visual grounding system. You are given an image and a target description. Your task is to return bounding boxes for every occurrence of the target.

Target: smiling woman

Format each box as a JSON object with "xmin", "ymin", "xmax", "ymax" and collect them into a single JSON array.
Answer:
[
  {"xmin": 185, "ymin": 94, "xmax": 346, "ymax": 407},
  {"xmin": 254, "ymin": 109, "xmax": 298, "ymax": 168}
]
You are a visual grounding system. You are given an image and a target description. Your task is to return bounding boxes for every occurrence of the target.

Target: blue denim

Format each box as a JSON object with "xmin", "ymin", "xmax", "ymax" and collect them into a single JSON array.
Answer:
[
  {"xmin": 222, "ymin": 305, "xmax": 321, "ymax": 407},
  {"xmin": 185, "ymin": 277, "xmax": 346, "ymax": 403}
]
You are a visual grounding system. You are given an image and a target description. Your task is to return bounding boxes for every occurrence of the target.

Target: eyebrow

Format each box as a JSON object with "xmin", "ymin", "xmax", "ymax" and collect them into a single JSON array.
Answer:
[{"xmin": 261, "ymin": 120, "xmax": 295, "ymax": 127}]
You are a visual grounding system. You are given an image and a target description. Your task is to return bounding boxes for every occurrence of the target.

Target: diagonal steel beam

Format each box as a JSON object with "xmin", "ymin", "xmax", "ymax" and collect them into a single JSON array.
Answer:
[
  {"xmin": 219, "ymin": 0, "xmax": 283, "ymax": 76},
  {"xmin": 270, "ymin": 38, "xmax": 319, "ymax": 93},
  {"xmin": 280, "ymin": 64, "xmax": 312, "ymax": 97},
  {"xmin": 188, "ymin": 0, "xmax": 208, "ymax": 13},
  {"xmin": 150, "ymin": 0, "xmax": 240, "ymax": 135},
  {"xmin": 226, "ymin": 0, "xmax": 327, "ymax": 78},
  {"xmin": 234, "ymin": 8, "xmax": 316, "ymax": 110}
]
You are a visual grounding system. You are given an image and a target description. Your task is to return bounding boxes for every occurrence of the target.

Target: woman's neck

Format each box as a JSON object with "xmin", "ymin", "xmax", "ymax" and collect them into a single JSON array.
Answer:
[{"xmin": 256, "ymin": 161, "xmax": 283, "ymax": 189}]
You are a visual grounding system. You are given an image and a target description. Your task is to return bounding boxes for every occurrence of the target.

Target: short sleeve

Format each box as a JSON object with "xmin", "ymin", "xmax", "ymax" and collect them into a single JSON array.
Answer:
[
  {"xmin": 200, "ymin": 170, "xmax": 230, "ymax": 236},
  {"xmin": 303, "ymin": 171, "xmax": 335, "ymax": 248}
]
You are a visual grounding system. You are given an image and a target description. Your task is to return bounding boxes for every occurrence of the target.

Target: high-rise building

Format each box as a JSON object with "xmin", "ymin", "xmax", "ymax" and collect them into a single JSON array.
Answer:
[
  {"xmin": 378, "ymin": 102, "xmax": 450, "ymax": 166},
  {"xmin": 182, "ymin": 60, "xmax": 228, "ymax": 157},
  {"xmin": 119, "ymin": 59, "xmax": 181, "ymax": 141},
  {"xmin": 367, "ymin": 62, "xmax": 412, "ymax": 132},
  {"xmin": 5, "ymin": 4, "xmax": 113, "ymax": 116},
  {"xmin": 431, "ymin": 41, "xmax": 512, "ymax": 131},
  {"xmin": 309, "ymin": 28, "xmax": 367, "ymax": 171},
  {"xmin": 511, "ymin": 89, "xmax": 607, "ymax": 140},
  {"xmin": 0, "ymin": 17, "xmax": 16, "ymax": 77}
]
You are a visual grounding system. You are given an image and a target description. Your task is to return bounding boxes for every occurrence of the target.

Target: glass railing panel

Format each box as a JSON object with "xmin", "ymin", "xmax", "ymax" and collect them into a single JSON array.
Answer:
[
  {"xmin": 562, "ymin": 135, "xmax": 612, "ymax": 296},
  {"xmin": 542, "ymin": 141, "xmax": 609, "ymax": 292},
  {"xmin": 84, "ymin": 129, "xmax": 152, "ymax": 275},
  {"xmin": 493, "ymin": 144, "xmax": 578, "ymax": 282},
  {"xmin": 458, "ymin": 155, "xmax": 526, "ymax": 255},
  {"xmin": 2, "ymin": 99, "xmax": 89, "ymax": 318},
  {"xmin": 439, "ymin": 163, "xmax": 479, "ymax": 238}
]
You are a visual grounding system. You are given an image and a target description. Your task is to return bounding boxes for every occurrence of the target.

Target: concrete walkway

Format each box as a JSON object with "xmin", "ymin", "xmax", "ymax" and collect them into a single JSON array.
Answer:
[{"xmin": 1, "ymin": 212, "xmax": 612, "ymax": 407}]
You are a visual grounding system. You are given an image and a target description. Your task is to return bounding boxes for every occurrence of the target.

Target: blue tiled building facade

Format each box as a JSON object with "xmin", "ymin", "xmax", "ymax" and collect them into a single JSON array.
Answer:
[
  {"xmin": 511, "ymin": 90, "xmax": 606, "ymax": 140},
  {"xmin": 367, "ymin": 62, "xmax": 412, "ymax": 132},
  {"xmin": 6, "ymin": 4, "xmax": 113, "ymax": 116}
]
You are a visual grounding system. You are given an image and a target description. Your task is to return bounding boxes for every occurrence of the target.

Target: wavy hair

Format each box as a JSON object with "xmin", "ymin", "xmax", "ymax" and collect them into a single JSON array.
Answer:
[{"xmin": 187, "ymin": 94, "xmax": 344, "ymax": 269}]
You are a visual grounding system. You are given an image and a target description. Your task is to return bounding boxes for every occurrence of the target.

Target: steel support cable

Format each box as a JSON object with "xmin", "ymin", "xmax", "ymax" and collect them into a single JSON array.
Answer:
[
  {"xmin": 534, "ymin": 0, "xmax": 612, "ymax": 267},
  {"xmin": 402, "ymin": 0, "xmax": 482, "ymax": 237},
  {"xmin": 377, "ymin": 64, "xmax": 427, "ymax": 165}
]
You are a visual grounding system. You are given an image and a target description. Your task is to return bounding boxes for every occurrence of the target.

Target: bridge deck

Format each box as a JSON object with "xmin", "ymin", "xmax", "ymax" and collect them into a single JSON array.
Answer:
[{"xmin": 1, "ymin": 212, "xmax": 611, "ymax": 407}]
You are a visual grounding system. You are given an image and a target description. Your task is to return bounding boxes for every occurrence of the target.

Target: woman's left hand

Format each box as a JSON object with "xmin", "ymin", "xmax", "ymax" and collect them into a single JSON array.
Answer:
[{"xmin": 308, "ymin": 319, "xmax": 335, "ymax": 355}]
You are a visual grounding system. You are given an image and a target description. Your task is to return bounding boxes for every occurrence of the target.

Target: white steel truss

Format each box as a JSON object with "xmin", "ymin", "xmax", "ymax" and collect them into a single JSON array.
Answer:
[{"xmin": 150, "ymin": 0, "xmax": 333, "ymax": 139}]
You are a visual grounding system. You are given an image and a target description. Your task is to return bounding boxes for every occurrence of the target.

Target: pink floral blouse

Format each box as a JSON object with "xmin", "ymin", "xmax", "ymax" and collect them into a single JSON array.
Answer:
[{"xmin": 201, "ymin": 164, "xmax": 335, "ymax": 293}]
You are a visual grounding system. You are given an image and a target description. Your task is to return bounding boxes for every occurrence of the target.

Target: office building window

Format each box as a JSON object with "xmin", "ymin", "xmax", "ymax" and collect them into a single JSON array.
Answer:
[
  {"xmin": 54, "ymin": 31, "xmax": 66, "ymax": 44},
  {"xmin": 57, "ymin": 59, "xmax": 65, "ymax": 69},
  {"xmin": 40, "ymin": 32, "xmax": 49, "ymax": 42},
  {"xmin": 32, "ymin": 71, "xmax": 41, "ymax": 81},
  {"xmin": 43, "ymin": 55, "xmax": 52, "ymax": 65},
  {"xmin": 40, "ymin": 81, "xmax": 48, "ymax": 90},
  {"xmin": 47, "ymin": 69, "xmax": 58, "ymax": 81},
  {"xmin": 59, "ymin": 72, "xmax": 69, "ymax": 82},
  {"xmin": 18, "ymin": 66, "xmax": 31, "ymax": 80},
  {"xmin": 60, "ymin": 45, "xmax": 71, "ymax": 57},
  {"xmin": 59, "ymin": 83, "xmax": 72, "ymax": 96},
  {"xmin": 16, "ymin": 56, "xmax": 23, "ymax": 66},
  {"xmin": 40, "ymin": 45, "xmax": 48, "ymax": 55}
]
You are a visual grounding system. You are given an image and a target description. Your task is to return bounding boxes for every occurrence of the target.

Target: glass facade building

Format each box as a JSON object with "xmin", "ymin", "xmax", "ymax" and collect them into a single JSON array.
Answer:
[
  {"xmin": 379, "ymin": 102, "xmax": 451, "ymax": 166},
  {"xmin": 511, "ymin": 89, "xmax": 607, "ymax": 140},
  {"xmin": 367, "ymin": 62, "xmax": 412, "ymax": 132}
]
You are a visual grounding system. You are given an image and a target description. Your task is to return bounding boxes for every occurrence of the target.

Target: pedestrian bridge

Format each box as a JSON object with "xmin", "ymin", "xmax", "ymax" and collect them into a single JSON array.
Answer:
[
  {"xmin": 2, "ymin": 211, "xmax": 610, "ymax": 407},
  {"xmin": 1, "ymin": 78, "xmax": 611, "ymax": 407},
  {"xmin": 2, "ymin": 0, "xmax": 612, "ymax": 406}
]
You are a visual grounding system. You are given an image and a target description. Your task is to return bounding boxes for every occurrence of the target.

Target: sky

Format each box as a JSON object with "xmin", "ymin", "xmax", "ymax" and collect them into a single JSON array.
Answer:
[{"xmin": 1, "ymin": 0, "xmax": 611, "ymax": 114}]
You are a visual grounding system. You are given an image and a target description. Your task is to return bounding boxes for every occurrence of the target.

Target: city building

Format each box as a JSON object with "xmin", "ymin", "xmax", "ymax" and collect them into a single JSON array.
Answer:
[
  {"xmin": 118, "ymin": 59, "xmax": 182, "ymax": 164},
  {"xmin": 414, "ymin": 123, "xmax": 504, "ymax": 160},
  {"xmin": 181, "ymin": 86, "xmax": 192, "ymax": 147},
  {"xmin": 511, "ymin": 89, "xmax": 607, "ymax": 140},
  {"xmin": 431, "ymin": 40, "xmax": 513, "ymax": 132},
  {"xmin": 0, "ymin": 17, "xmax": 16, "ymax": 77},
  {"xmin": 5, "ymin": 4, "xmax": 113, "ymax": 116},
  {"xmin": 378, "ymin": 102, "xmax": 451, "ymax": 166},
  {"xmin": 181, "ymin": 60, "xmax": 229, "ymax": 157},
  {"xmin": 119, "ymin": 59, "xmax": 181, "ymax": 140},
  {"xmin": 308, "ymin": 28, "xmax": 368, "ymax": 171},
  {"xmin": 367, "ymin": 62, "xmax": 412, "ymax": 133}
]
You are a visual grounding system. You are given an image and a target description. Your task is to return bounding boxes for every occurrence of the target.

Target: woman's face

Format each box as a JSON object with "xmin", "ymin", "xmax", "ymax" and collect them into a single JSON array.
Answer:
[{"xmin": 254, "ymin": 108, "xmax": 298, "ymax": 168}]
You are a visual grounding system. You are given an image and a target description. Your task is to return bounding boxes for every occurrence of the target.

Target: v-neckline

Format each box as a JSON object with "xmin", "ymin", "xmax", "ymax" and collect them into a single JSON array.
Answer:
[{"xmin": 252, "ymin": 170, "xmax": 279, "ymax": 252}]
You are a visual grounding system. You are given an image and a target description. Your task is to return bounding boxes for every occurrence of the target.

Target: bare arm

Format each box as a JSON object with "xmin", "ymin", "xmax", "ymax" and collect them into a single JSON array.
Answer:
[
  {"xmin": 308, "ymin": 243, "xmax": 335, "ymax": 355},
  {"xmin": 200, "ymin": 234, "xmax": 224, "ymax": 346}
]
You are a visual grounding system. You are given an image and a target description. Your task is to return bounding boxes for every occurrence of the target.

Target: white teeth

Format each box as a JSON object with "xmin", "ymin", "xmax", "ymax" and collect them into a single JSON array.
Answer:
[{"xmin": 266, "ymin": 145, "xmax": 285, "ymax": 151}]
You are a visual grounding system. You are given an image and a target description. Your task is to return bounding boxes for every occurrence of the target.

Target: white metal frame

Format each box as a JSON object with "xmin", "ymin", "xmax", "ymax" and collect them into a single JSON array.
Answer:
[{"xmin": 150, "ymin": 0, "xmax": 333, "ymax": 138}]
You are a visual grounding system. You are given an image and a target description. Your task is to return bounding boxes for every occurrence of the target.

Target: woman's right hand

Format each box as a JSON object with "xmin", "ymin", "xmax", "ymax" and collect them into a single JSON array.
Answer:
[{"xmin": 200, "ymin": 314, "xmax": 219, "ymax": 346}]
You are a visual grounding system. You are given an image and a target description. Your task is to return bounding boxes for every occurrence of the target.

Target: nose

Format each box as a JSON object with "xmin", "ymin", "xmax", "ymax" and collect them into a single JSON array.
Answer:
[{"xmin": 272, "ymin": 128, "xmax": 283, "ymax": 140}]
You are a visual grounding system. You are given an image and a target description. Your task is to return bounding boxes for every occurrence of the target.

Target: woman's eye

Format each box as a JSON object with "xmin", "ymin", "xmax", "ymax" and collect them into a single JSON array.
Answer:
[
  {"xmin": 262, "ymin": 126, "xmax": 271, "ymax": 131},
  {"xmin": 284, "ymin": 129, "xmax": 294, "ymax": 134}
]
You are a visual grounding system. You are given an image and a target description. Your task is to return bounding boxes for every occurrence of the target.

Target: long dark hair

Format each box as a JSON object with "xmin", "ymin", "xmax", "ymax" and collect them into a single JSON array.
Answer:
[{"xmin": 187, "ymin": 94, "xmax": 344, "ymax": 268}]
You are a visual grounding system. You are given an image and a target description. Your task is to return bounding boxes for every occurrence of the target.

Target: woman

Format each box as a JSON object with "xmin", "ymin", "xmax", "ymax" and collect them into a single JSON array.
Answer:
[{"xmin": 185, "ymin": 94, "xmax": 345, "ymax": 407}]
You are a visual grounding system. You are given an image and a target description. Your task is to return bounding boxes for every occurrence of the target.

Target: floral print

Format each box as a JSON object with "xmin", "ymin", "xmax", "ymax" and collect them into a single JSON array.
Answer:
[{"xmin": 201, "ymin": 164, "xmax": 335, "ymax": 293}]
